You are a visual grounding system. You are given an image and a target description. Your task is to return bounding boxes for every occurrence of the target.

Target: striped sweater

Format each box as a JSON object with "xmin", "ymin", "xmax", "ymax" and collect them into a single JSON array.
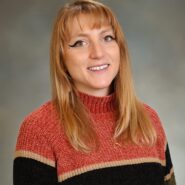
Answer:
[{"xmin": 13, "ymin": 93, "xmax": 176, "ymax": 185}]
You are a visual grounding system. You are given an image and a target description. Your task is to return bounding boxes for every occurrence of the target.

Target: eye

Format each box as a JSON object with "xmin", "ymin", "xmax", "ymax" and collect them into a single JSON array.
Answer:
[
  {"xmin": 104, "ymin": 35, "xmax": 116, "ymax": 42},
  {"xmin": 69, "ymin": 40, "xmax": 87, "ymax": 48}
]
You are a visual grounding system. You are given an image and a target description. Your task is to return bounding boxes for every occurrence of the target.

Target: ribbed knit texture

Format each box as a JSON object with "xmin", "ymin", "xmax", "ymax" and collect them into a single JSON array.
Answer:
[{"xmin": 14, "ymin": 92, "xmax": 176, "ymax": 185}]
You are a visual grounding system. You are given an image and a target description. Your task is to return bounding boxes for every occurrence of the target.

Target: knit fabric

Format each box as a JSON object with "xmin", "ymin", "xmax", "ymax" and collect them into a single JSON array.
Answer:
[{"xmin": 13, "ymin": 93, "xmax": 176, "ymax": 185}]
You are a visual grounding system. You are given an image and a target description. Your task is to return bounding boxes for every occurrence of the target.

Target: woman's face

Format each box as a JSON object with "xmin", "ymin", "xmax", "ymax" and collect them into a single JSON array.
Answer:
[{"xmin": 64, "ymin": 15, "xmax": 120, "ymax": 96}]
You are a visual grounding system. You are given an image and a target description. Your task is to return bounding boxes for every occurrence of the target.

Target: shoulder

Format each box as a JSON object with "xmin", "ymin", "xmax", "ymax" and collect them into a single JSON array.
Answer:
[
  {"xmin": 15, "ymin": 101, "xmax": 59, "ymax": 162},
  {"xmin": 143, "ymin": 103, "xmax": 167, "ymax": 140},
  {"xmin": 143, "ymin": 103, "xmax": 161, "ymax": 121},
  {"xmin": 19, "ymin": 101, "xmax": 60, "ymax": 135}
]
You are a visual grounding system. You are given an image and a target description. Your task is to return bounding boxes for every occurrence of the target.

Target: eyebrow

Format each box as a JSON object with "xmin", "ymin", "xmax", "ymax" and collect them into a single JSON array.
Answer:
[
  {"xmin": 70, "ymin": 28, "xmax": 114, "ymax": 39},
  {"xmin": 101, "ymin": 28, "xmax": 114, "ymax": 34}
]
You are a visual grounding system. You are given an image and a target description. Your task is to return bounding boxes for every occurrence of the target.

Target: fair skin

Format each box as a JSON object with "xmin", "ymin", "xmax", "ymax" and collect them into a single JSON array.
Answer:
[{"xmin": 64, "ymin": 15, "xmax": 120, "ymax": 96}]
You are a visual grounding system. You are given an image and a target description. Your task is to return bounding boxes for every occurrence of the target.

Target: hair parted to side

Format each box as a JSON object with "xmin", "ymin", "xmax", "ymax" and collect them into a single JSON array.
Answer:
[{"xmin": 50, "ymin": 0, "xmax": 157, "ymax": 152}]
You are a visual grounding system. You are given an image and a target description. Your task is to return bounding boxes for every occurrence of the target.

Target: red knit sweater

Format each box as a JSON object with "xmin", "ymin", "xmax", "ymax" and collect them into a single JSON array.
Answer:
[{"xmin": 14, "ymin": 93, "xmax": 176, "ymax": 185}]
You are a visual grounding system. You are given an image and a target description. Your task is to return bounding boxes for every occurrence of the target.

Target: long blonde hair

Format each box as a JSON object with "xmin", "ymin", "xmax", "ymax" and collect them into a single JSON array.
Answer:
[{"xmin": 50, "ymin": 0, "xmax": 156, "ymax": 152}]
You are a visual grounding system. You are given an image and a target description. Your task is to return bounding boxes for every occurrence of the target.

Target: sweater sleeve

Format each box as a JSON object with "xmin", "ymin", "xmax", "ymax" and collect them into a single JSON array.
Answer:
[
  {"xmin": 144, "ymin": 104, "xmax": 176, "ymax": 185},
  {"xmin": 13, "ymin": 116, "xmax": 58, "ymax": 185},
  {"xmin": 164, "ymin": 144, "xmax": 176, "ymax": 185}
]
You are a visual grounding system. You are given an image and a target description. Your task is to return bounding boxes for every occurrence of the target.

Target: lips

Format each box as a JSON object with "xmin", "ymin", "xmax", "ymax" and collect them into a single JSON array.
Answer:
[{"xmin": 87, "ymin": 64, "xmax": 109, "ymax": 71}]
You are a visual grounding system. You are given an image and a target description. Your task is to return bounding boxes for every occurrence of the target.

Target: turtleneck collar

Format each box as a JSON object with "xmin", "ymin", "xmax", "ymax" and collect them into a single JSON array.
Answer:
[{"xmin": 78, "ymin": 92, "xmax": 116, "ymax": 114}]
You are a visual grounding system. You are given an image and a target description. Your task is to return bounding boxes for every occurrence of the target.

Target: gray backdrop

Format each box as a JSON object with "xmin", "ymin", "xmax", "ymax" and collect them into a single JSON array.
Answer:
[{"xmin": 0, "ymin": 0, "xmax": 184, "ymax": 185}]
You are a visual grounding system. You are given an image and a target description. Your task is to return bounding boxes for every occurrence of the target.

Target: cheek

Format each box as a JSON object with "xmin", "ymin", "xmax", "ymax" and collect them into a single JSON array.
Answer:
[
  {"xmin": 113, "ymin": 50, "xmax": 121, "ymax": 76},
  {"xmin": 110, "ymin": 44, "xmax": 120, "ymax": 59},
  {"xmin": 113, "ymin": 48, "xmax": 120, "ymax": 67},
  {"xmin": 65, "ymin": 62, "xmax": 78, "ymax": 78},
  {"xmin": 64, "ymin": 58, "xmax": 85, "ymax": 80},
  {"xmin": 64, "ymin": 53, "xmax": 79, "ymax": 73}
]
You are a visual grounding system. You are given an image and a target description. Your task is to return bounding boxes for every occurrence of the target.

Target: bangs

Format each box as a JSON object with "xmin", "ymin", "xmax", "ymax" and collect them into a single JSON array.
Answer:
[
  {"xmin": 60, "ymin": 2, "xmax": 116, "ymax": 42},
  {"xmin": 76, "ymin": 11, "xmax": 111, "ymax": 31}
]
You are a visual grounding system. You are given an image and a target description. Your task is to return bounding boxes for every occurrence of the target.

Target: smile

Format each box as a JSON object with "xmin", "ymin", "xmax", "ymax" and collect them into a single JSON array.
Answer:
[{"xmin": 87, "ymin": 64, "xmax": 109, "ymax": 71}]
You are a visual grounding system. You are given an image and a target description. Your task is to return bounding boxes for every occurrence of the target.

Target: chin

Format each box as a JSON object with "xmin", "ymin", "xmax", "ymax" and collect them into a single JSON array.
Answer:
[{"xmin": 94, "ymin": 83, "xmax": 111, "ymax": 89}]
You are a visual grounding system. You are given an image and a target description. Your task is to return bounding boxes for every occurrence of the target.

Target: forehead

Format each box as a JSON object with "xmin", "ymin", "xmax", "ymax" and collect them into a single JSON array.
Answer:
[
  {"xmin": 64, "ymin": 13, "xmax": 113, "ymax": 40},
  {"xmin": 74, "ymin": 14, "xmax": 111, "ymax": 33}
]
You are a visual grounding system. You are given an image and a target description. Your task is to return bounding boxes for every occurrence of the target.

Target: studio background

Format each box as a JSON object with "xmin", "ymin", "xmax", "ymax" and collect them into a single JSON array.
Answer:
[{"xmin": 0, "ymin": 0, "xmax": 184, "ymax": 185}]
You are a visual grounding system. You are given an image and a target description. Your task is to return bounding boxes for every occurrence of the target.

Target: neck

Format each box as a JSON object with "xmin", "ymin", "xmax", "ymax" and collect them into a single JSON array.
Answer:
[
  {"xmin": 78, "ymin": 91, "xmax": 116, "ymax": 114},
  {"xmin": 76, "ymin": 85, "xmax": 114, "ymax": 97}
]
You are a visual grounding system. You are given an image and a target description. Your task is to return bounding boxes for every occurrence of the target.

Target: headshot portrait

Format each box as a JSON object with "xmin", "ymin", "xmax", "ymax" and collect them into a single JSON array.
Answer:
[{"xmin": 0, "ymin": 0, "xmax": 184, "ymax": 185}]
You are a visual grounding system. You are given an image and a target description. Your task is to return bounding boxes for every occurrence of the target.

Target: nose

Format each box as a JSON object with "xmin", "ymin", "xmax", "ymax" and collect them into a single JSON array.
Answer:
[{"xmin": 89, "ymin": 41, "xmax": 104, "ymax": 59}]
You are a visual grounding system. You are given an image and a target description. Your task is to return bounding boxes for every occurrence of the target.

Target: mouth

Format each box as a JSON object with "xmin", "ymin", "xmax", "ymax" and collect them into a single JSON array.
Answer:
[{"xmin": 87, "ymin": 64, "xmax": 109, "ymax": 71}]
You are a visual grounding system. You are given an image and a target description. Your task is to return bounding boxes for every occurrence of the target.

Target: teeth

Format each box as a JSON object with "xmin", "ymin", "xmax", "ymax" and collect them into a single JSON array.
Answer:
[{"xmin": 88, "ymin": 64, "xmax": 109, "ymax": 71}]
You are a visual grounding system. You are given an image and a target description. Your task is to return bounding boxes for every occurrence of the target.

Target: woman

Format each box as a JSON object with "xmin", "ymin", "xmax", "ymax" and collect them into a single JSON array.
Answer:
[{"xmin": 13, "ymin": 0, "xmax": 176, "ymax": 185}]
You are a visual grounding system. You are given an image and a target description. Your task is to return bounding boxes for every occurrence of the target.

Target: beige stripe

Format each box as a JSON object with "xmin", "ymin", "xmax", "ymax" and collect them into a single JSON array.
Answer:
[
  {"xmin": 15, "ymin": 150, "xmax": 55, "ymax": 167},
  {"xmin": 58, "ymin": 157, "xmax": 165, "ymax": 182},
  {"xmin": 164, "ymin": 167, "xmax": 174, "ymax": 181}
]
